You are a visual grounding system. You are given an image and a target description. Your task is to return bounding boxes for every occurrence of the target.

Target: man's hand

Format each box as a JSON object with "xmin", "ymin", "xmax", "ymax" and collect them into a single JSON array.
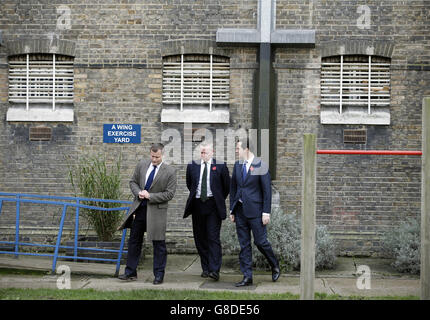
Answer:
[
  {"xmin": 262, "ymin": 214, "xmax": 270, "ymax": 225},
  {"xmin": 138, "ymin": 190, "xmax": 150, "ymax": 199},
  {"xmin": 230, "ymin": 214, "xmax": 235, "ymax": 223}
]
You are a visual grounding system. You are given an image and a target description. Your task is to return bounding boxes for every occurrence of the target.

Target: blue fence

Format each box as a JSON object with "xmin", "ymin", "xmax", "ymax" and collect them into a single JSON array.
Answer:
[{"xmin": 0, "ymin": 192, "xmax": 132, "ymax": 276}]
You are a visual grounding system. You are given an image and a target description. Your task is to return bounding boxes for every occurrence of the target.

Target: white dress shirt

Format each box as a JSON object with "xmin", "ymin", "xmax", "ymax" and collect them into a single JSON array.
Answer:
[
  {"xmin": 196, "ymin": 158, "xmax": 213, "ymax": 198},
  {"xmin": 145, "ymin": 161, "xmax": 162, "ymax": 186},
  {"xmin": 243, "ymin": 155, "xmax": 254, "ymax": 175}
]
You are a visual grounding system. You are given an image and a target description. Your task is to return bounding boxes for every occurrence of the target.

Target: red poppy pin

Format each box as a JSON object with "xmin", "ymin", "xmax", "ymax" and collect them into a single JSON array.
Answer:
[
  {"xmin": 250, "ymin": 166, "xmax": 254, "ymax": 172},
  {"xmin": 212, "ymin": 166, "xmax": 217, "ymax": 171}
]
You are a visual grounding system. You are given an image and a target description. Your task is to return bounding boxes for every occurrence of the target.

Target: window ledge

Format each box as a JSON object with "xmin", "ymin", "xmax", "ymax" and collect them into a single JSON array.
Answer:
[
  {"xmin": 161, "ymin": 108, "xmax": 229, "ymax": 123},
  {"xmin": 321, "ymin": 110, "xmax": 390, "ymax": 125},
  {"xmin": 6, "ymin": 106, "xmax": 74, "ymax": 122}
]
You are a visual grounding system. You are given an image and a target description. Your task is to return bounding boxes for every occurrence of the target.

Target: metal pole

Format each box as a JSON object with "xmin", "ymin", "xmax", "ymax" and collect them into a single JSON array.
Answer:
[
  {"xmin": 52, "ymin": 54, "xmax": 56, "ymax": 111},
  {"xmin": 52, "ymin": 204, "xmax": 67, "ymax": 274},
  {"xmin": 317, "ymin": 150, "xmax": 422, "ymax": 156},
  {"xmin": 26, "ymin": 54, "xmax": 29, "ymax": 111},
  {"xmin": 209, "ymin": 54, "xmax": 213, "ymax": 112},
  {"xmin": 180, "ymin": 54, "xmax": 184, "ymax": 112},
  {"xmin": 300, "ymin": 134, "xmax": 316, "ymax": 300},
  {"xmin": 74, "ymin": 199, "xmax": 80, "ymax": 262},
  {"xmin": 14, "ymin": 194, "xmax": 20, "ymax": 259},
  {"xmin": 421, "ymin": 97, "xmax": 430, "ymax": 300},
  {"xmin": 115, "ymin": 227, "xmax": 128, "ymax": 277}
]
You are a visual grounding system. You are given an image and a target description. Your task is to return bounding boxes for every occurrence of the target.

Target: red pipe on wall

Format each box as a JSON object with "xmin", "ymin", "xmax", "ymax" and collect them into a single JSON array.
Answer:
[{"xmin": 317, "ymin": 150, "xmax": 422, "ymax": 156}]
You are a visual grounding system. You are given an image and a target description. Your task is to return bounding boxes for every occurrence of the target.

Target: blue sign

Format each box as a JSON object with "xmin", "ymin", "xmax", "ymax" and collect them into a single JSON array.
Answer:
[{"xmin": 103, "ymin": 124, "xmax": 141, "ymax": 143}]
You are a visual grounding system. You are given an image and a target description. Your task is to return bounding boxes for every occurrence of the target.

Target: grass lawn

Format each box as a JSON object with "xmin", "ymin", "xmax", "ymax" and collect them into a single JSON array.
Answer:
[{"xmin": 0, "ymin": 288, "xmax": 419, "ymax": 300}]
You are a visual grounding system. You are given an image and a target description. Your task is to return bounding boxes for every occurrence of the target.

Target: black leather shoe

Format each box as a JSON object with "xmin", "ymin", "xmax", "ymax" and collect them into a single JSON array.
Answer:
[
  {"xmin": 208, "ymin": 271, "xmax": 219, "ymax": 281},
  {"xmin": 235, "ymin": 277, "xmax": 253, "ymax": 287},
  {"xmin": 201, "ymin": 271, "xmax": 209, "ymax": 278},
  {"xmin": 153, "ymin": 276, "xmax": 164, "ymax": 285},
  {"xmin": 118, "ymin": 274, "xmax": 137, "ymax": 281},
  {"xmin": 272, "ymin": 267, "xmax": 281, "ymax": 282}
]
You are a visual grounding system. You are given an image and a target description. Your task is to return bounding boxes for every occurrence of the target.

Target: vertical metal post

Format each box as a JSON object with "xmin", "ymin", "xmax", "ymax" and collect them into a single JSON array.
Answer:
[
  {"xmin": 52, "ymin": 204, "xmax": 67, "ymax": 274},
  {"xmin": 209, "ymin": 54, "xmax": 213, "ymax": 112},
  {"xmin": 26, "ymin": 54, "xmax": 29, "ymax": 111},
  {"xmin": 74, "ymin": 199, "xmax": 80, "ymax": 262},
  {"xmin": 254, "ymin": 42, "xmax": 277, "ymax": 179},
  {"xmin": 421, "ymin": 97, "xmax": 430, "ymax": 300},
  {"xmin": 180, "ymin": 54, "xmax": 184, "ymax": 112},
  {"xmin": 300, "ymin": 134, "xmax": 316, "ymax": 300},
  {"xmin": 368, "ymin": 56, "xmax": 371, "ymax": 114},
  {"xmin": 52, "ymin": 54, "xmax": 56, "ymax": 111},
  {"xmin": 339, "ymin": 55, "xmax": 343, "ymax": 114},
  {"xmin": 14, "ymin": 194, "xmax": 21, "ymax": 259},
  {"xmin": 115, "ymin": 225, "xmax": 128, "ymax": 277}
]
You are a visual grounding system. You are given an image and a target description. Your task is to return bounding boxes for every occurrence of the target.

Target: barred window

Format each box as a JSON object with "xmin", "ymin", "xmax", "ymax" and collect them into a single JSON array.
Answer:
[
  {"xmin": 321, "ymin": 55, "xmax": 390, "ymax": 114},
  {"xmin": 8, "ymin": 53, "xmax": 74, "ymax": 110},
  {"xmin": 162, "ymin": 54, "xmax": 230, "ymax": 111}
]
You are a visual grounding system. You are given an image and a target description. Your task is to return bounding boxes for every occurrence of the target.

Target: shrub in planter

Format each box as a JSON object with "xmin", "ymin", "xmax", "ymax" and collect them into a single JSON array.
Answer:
[
  {"xmin": 381, "ymin": 217, "xmax": 420, "ymax": 274},
  {"xmin": 221, "ymin": 207, "xmax": 337, "ymax": 271},
  {"xmin": 68, "ymin": 154, "xmax": 125, "ymax": 242}
]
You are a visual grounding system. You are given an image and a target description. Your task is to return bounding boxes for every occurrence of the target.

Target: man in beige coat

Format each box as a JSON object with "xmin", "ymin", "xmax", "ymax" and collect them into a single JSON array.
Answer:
[{"xmin": 118, "ymin": 143, "xmax": 177, "ymax": 284}]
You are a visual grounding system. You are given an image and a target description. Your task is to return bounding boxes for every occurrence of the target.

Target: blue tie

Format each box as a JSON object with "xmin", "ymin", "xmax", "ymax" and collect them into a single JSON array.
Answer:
[
  {"xmin": 242, "ymin": 160, "xmax": 247, "ymax": 181},
  {"xmin": 144, "ymin": 165, "xmax": 157, "ymax": 191}
]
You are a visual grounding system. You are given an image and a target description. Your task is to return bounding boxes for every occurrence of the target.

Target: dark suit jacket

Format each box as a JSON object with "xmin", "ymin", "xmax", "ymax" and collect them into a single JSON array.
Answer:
[
  {"xmin": 183, "ymin": 158, "xmax": 230, "ymax": 220},
  {"xmin": 230, "ymin": 157, "xmax": 271, "ymax": 219}
]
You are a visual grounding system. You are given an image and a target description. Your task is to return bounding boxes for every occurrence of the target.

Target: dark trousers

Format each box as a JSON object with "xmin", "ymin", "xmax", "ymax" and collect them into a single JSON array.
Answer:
[
  {"xmin": 235, "ymin": 202, "xmax": 278, "ymax": 279},
  {"xmin": 125, "ymin": 204, "xmax": 167, "ymax": 278},
  {"xmin": 191, "ymin": 197, "xmax": 222, "ymax": 273}
]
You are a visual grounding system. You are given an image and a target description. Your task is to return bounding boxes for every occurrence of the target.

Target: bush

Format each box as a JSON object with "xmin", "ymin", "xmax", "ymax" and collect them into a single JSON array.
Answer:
[
  {"xmin": 221, "ymin": 207, "xmax": 337, "ymax": 271},
  {"xmin": 68, "ymin": 154, "xmax": 124, "ymax": 241},
  {"xmin": 381, "ymin": 217, "xmax": 420, "ymax": 274}
]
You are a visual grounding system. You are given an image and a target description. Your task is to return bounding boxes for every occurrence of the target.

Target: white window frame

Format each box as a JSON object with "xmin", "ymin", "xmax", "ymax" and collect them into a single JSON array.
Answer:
[
  {"xmin": 7, "ymin": 53, "xmax": 74, "ymax": 122},
  {"xmin": 161, "ymin": 53, "xmax": 230, "ymax": 123},
  {"xmin": 162, "ymin": 54, "xmax": 230, "ymax": 111},
  {"xmin": 320, "ymin": 55, "xmax": 391, "ymax": 125}
]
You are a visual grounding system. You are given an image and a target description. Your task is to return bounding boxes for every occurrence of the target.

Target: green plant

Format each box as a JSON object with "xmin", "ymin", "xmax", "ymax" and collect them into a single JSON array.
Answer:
[
  {"xmin": 221, "ymin": 207, "xmax": 337, "ymax": 271},
  {"xmin": 68, "ymin": 154, "xmax": 124, "ymax": 241},
  {"xmin": 381, "ymin": 217, "xmax": 420, "ymax": 274}
]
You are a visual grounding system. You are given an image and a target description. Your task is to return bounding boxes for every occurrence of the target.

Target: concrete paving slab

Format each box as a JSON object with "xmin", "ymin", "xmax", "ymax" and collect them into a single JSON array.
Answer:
[
  {"xmin": 200, "ymin": 280, "xmax": 257, "ymax": 291},
  {"xmin": 0, "ymin": 254, "xmax": 421, "ymax": 298}
]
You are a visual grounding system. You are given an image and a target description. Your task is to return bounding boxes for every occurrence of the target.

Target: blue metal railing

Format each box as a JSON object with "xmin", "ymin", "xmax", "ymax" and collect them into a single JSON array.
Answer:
[{"xmin": 0, "ymin": 192, "xmax": 132, "ymax": 276}]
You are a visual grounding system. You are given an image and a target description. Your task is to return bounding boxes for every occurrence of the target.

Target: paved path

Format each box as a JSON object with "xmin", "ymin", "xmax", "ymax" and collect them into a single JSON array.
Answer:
[{"xmin": 0, "ymin": 254, "xmax": 421, "ymax": 298}]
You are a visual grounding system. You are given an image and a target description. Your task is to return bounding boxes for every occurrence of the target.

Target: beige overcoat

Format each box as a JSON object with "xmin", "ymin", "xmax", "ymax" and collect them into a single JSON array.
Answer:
[{"xmin": 118, "ymin": 159, "xmax": 177, "ymax": 241}]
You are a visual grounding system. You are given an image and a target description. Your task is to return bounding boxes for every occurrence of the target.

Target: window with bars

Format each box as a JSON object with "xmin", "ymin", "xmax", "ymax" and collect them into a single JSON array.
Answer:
[
  {"xmin": 162, "ymin": 54, "xmax": 230, "ymax": 111},
  {"xmin": 8, "ymin": 53, "xmax": 74, "ymax": 110},
  {"xmin": 321, "ymin": 55, "xmax": 390, "ymax": 119}
]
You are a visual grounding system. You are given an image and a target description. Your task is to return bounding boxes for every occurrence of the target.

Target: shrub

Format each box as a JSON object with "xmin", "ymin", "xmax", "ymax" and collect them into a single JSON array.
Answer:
[
  {"xmin": 315, "ymin": 224, "xmax": 337, "ymax": 270},
  {"xmin": 381, "ymin": 217, "xmax": 420, "ymax": 274},
  {"xmin": 68, "ymin": 154, "xmax": 124, "ymax": 241},
  {"xmin": 221, "ymin": 207, "xmax": 337, "ymax": 271}
]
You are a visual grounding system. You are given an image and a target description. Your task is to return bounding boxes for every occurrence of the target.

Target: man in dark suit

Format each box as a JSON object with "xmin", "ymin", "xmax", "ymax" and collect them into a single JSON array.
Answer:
[
  {"xmin": 184, "ymin": 142, "xmax": 230, "ymax": 281},
  {"xmin": 230, "ymin": 138, "xmax": 280, "ymax": 287},
  {"xmin": 118, "ymin": 143, "xmax": 177, "ymax": 285}
]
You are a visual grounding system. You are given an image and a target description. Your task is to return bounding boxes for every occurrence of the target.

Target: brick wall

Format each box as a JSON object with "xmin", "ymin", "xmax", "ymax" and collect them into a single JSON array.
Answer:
[
  {"xmin": 273, "ymin": 0, "xmax": 429, "ymax": 256},
  {"xmin": 0, "ymin": 0, "xmax": 429, "ymax": 256}
]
